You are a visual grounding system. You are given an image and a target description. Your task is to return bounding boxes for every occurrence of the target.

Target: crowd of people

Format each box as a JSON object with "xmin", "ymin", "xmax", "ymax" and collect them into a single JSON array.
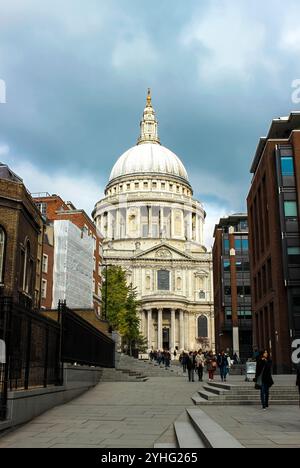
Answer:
[
  {"xmin": 148, "ymin": 347, "xmax": 300, "ymax": 411},
  {"xmin": 149, "ymin": 349, "xmax": 172, "ymax": 368},
  {"xmin": 179, "ymin": 350, "xmax": 233, "ymax": 382},
  {"xmin": 149, "ymin": 348, "xmax": 234, "ymax": 383}
]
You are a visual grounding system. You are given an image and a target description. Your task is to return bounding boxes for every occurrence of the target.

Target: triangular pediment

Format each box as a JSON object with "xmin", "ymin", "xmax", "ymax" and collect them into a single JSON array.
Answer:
[{"xmin": 134, "ymin": 243, "xmax": 193, "ymax": 260}]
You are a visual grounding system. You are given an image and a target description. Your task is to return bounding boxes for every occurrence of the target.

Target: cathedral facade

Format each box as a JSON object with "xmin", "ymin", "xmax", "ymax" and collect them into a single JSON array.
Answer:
[{"xmin": 93, "ymin": 91, "xmax": 214, "ymax": 352}]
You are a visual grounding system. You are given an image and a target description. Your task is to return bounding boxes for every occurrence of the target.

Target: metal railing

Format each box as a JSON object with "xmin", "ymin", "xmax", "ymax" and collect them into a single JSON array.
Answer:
[
  {"xmin": 0, "ymin": 297, "xmax": 61, "ymax": 420},
  {"xmin": 58, "ymin": 301, "xmax": 115, "ymax": 369},
  {"xmin": 0, "ymin": 298, "xmax": 115, "ymax": 421}
]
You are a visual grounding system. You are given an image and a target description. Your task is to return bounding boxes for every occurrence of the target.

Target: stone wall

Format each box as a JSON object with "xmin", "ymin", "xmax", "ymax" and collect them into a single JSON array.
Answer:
[{"xmin": 0, "ymin": 364, "xmax": 102, "ymax": 432}]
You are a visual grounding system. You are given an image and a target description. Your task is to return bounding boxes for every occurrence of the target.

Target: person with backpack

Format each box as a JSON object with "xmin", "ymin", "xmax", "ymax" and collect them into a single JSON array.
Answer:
[{"xmin": 255, "ymin": 350, "xmax": 274, "ymax": 410}]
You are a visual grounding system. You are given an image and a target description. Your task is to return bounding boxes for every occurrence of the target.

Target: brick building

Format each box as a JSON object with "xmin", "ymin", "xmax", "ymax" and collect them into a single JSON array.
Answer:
[
  {"xmin": 0, "ymin": 163, "xmax": 44, "ymax": 308},
  {"xmin": 213, "ymin": 214, "xmax": 252, "ymax": 360},
  {"xmin": 248, "ymin": 112, "xmax": 300, "ymax": 373},
  {"xmin": 32, "ymin": 194, "xmax": 103, "ymax": 315}
]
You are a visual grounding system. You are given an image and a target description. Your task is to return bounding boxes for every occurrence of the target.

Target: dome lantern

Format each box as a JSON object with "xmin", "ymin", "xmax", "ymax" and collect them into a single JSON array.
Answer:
[{"xmin": 137, "ymin": 89, "xmax": 160, "ymax": 146}]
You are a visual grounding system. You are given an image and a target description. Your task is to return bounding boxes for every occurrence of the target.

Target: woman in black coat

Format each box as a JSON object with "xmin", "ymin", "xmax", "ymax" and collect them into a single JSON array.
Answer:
[
  {"xmin": 186, "ymin": 352, "xmax": 196, "ymax": 382},
  {"xmin": 255, "ymin": 350, "xmax": 274, "ymax": 410}
]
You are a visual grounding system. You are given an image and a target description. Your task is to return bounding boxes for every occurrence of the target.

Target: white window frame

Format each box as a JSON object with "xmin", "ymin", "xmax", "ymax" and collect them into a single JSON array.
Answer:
[
  {"xmin": 42, "ymin": 254, "xmax": 48, "ymax": 274},
  {"xmin": 42, "ymin": 279, "xmax": 47, "ymax": 299}
]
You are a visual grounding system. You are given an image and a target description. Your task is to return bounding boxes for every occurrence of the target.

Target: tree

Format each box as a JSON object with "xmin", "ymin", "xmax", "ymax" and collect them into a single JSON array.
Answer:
[
  {"xmin": 102, "ymin": 266, "xmax": 128, "ymax": 330},
  {"xmin": 135, "ymin": 334, "xmax": 148, "ymax": 354},
  {"xmin": 119, "ymin": 285, "xmax": 141, "ymax": 356},
  {"xmin": 102, "ymin": 267, "xmax": 143, "ymax": 356}
]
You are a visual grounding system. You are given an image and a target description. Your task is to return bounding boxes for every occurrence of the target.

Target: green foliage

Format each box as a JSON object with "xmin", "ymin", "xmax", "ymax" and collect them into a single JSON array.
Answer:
[
  {"xmin": 103, "ymin": 267, "xmax": 143, "ymax": 354},
  {"xmin": 135, "ymin": 334, "xmax": 148, "ymax": 353},
  {"xmin": 103, "ymin": 266, "xmax": 128, "ymax": 330}
]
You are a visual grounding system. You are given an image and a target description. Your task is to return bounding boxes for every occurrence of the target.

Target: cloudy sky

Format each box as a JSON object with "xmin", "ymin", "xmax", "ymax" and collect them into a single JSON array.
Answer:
[{"xmin": 1, "ymin": 0, "xmax": 300, "ymax": 247}]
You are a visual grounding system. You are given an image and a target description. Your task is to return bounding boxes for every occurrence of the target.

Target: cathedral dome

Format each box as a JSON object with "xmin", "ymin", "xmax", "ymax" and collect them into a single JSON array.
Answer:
[
  {"xmin": 109, "ymin": 144, "xmax": 189, "ymax": 182},
  {"xmin": 109, "ymin": 89, "xmax": 189, "ymax": 184}
]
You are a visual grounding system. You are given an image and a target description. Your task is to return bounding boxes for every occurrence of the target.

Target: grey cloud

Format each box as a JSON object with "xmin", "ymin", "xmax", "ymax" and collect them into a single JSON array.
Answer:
[{"xmin": 0, "ymin": 0, "xmax": 300, "ymax": 215}]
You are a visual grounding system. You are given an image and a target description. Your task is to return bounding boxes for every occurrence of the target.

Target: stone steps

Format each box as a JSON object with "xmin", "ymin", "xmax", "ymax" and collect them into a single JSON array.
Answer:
[
  {"xmin": 161, "ymin": 409, "xmax": 244, "ymax": 448},
  {"xmin": 186, "ymin": 409, "xmax": 244, "ymax": 448},
  {"xmin": 174, "ymin": 421, "xmax": 206, "ymax": 449},
  {"xmin": 100, "ymin": 368, "xmax": 148, "ymax": 383},
  {"xmin": 202, "ymin": 385, "xmax": 298, "ymax": 398},
  {"xmin": 192, "ymin": 380, "xmax": 299, "ymax": 406},
  {"xmin": 116, "ymin": 355, "xmax": 182, "ymax": 378}
]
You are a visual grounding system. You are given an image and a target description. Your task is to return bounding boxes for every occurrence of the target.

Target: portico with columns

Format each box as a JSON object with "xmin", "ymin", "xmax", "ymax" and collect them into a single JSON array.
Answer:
[{"xmin": 141, "ymin": 305, "xmax": 214, "ymax": 353}]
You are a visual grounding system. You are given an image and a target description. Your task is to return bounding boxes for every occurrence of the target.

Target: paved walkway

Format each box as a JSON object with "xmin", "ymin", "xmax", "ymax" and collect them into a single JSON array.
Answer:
[
  {"xmin": 0, "ymin": 375, "xmax": 199, "ymax": 448},
  {"xmin": 0, "ymin": 371, "xmax": 299, "ymax": 448},
  {"xmin": 202, "ymin": 406, "xmax": 300, "ymax": 448}
]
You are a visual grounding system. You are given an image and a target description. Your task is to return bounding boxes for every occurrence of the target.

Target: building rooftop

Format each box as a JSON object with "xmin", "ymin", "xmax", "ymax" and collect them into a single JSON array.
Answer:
[
  {"xmin": 251, "ymin": 112, "xmax": 300, "ymax": 174},
  {"xmin": 213, "ymin": 213, "xmax": 248, "ymax": 238},
  {"xmin": 0, "ymin": 162, "xmax": 23, "ymax": 183}
]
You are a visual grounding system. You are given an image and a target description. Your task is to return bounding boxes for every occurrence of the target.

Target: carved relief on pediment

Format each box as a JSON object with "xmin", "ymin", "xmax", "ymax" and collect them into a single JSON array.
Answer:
[{"xmin": 155, "ymin": 248, "xmax": 172, "ymax": 259}]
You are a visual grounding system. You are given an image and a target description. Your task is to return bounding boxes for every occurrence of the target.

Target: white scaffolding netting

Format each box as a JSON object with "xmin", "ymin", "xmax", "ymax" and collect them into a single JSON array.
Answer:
[{"xmin": 52, "ymin": 220, "xmax": 94, "ymax": 309}]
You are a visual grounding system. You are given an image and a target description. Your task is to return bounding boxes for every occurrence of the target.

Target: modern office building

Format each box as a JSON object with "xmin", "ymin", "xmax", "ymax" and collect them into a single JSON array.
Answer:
[
  {"xmin": 213, "ymin": 214, "xmax": 252, "ymax": 360},
  {"xmin": 248, "ymin": 112, "xmax": 300, "ymax": 373}
]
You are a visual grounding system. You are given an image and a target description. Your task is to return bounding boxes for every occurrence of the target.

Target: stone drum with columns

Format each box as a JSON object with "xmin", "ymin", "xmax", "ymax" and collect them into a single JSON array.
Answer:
[{"xmin": 93, "ymin": 91, "xmax": 214, "ymax": 353}]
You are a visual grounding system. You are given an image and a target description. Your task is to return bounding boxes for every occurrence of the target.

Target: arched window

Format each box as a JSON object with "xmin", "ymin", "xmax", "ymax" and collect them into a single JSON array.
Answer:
[
  {"xmin": 198, "ymin": 315, "xmax": 208, "ymax": 338},
  {"xmin": 0, "ymin": 227, "xmax": 5, "ymax": 284}
]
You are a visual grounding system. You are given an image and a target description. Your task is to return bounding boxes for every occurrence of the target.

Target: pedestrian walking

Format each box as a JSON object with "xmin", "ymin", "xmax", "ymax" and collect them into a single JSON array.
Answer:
[
  {"xmin": 233, "ymin": 353, "xmax": 240, "ymax": 365},
  {"xmin": 227, "ymin": 354, "xmax": 232, "ymax": 375},
  {"xmin": 195, "ymin": 350, "xmax": 205, "ymax": 382},
  {"xmin": 255, "ymin": 350, "xmax": 274, "ymax": 410},
  {"xmin": 206, "ymin": 351, "xmax": 217, "ymax": 381},
  {"xmin": 182, "ymin": 352, "xmax": 188, "ymax": 374},
  {"xmin": 217, "ymin": 350, "xmax": 229, "ymax": 382},
  {"xmin": 164, "ymin": 350, "xmax": 171, "ymax": 368},
  {"xmin": 187, "ymin": 351, "xmax": 196, "ymax": 382}
]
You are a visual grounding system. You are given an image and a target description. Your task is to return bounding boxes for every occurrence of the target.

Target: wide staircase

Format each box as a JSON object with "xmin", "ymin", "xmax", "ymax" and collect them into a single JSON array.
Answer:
[
  {"xmin": 192, "ymin": 381, "xmax": 299, "ymax": 406},
  {"xmin": 100, "ymin": 355, "xmax": 183, "ymax": 382}
]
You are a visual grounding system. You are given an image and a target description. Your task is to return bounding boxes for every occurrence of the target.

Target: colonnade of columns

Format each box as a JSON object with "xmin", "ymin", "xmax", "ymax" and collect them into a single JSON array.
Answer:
[
  {"xmin": 142, "ymin": 308, "xmax": 190, "ymax": 352},
  {"xmin": 97, "ymin": 206, "xmax": 203, "ymax": 244}
]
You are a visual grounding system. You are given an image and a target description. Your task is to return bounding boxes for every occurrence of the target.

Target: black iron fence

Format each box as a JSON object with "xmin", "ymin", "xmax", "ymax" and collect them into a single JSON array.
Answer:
[
  {"xmin": 0, "ymin": 298, "xmax": 115, "ymax": 421},
  {"xmin": 0, "ymin": 297, "xmax": 61, "ymax": 420},
  {"xmin": 59, "ymin": 301, "xmax": 115, "ymax": 369}
]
